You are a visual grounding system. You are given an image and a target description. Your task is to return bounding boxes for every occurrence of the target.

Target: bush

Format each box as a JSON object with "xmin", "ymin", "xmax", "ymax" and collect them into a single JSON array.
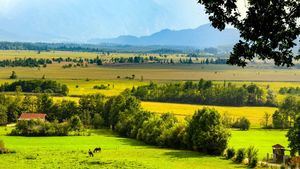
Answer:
[
  {"xmin": 11, "ymin": 120, "xmax": 71, "ymax": 136},
  {"xmin": 232, "ymin": 117, "xmax": 250, "ymax": 130},
  {"xmin": 249, "ymin": 157, "xmax": 258, "ymax": 168},
  {"xmin": 247, "ymin": 146, "xmax": 259, "ymax": 167},
  {"xmin": 93, "ymin": 85, "xmax": 109, "ymax": 90},
  {"xmin": 225, "ymin": 148, "xmax": 235, "ymax": 159},
  {"xmin": 235, "ymin": 148, "xmax": 246, "ymax": 163}
]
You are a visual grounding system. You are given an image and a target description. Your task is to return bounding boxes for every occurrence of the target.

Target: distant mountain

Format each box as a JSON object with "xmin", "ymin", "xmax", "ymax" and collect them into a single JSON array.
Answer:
[{"xmin": 89, "ymin": 24, "xmax": 240, "ymax": 48}]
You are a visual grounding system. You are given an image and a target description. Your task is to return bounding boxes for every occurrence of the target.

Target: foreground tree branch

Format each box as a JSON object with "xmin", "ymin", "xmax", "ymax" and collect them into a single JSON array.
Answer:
[{"xmin": 198, "ymin": 0, "xmax": 300, "ymax": 67}]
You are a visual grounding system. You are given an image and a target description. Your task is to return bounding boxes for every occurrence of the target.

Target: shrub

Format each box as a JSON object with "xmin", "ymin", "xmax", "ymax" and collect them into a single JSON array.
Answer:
[
  {"xmin": 11, "ymin": 120, "xmax": 71, "ymax": 136},
  {"xmin": 93, "ymin": 85, "xmax": 109, "ymax": 90},
  {"xmin": 247, "ymin": 146, "xmax": 259, "ymax": 167},
  {"xmin": 232, "ymin": 117, "xmax": 250, "ymax": 130},
  {"xmin": 235, "ymin": 148, "xmax": 246, "ymax": 163},
  {"xmin": 225, "ymin": 148, "xmax": 235, "ymax": 159},
  {"xmin": 249, "ymin": 157, "xmax": 258, "ymax": 168}
]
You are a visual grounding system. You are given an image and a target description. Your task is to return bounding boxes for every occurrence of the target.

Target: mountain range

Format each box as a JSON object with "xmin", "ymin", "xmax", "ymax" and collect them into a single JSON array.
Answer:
[{"xmin": 89, "ymin": 24, "xmax": 241, "ymax": 48}]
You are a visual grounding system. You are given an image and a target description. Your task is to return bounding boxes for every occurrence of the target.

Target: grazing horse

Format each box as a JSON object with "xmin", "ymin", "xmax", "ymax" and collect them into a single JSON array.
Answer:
[
  {"xmin": 93, "ymin": 147, "xmax": 102, "ymax": 153},
  {"xmin": 88, "ymin": 149, "xmax": 94, "ymax": 157}
]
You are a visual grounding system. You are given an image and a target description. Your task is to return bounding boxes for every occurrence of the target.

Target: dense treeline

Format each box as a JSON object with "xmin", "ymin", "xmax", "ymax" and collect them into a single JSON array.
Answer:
[
  {"xmin": 131, "ymin": 80, "xmax": 277, "ymax": 107},
  {"xmin": 279, "ymin": 87, "xmax": 300, "ymax": 95},
  {"xmin": 272, "ymin": 96, "xmax": 300, "ymax": 129},
  {"xmin": 0, "ymin": 42, "xmax": 196, "ymax": 54},
  {"xmin": 0, "ymin": 80, "xmax": 69, "ymax": 96},
  {"xmin": 0, "ymin": 55, "xmax": 227, "ymax": 68},
  {"xmin": 0, "ymin": 58, "xmax": 52, "ymax": 68},
  {"xmin": 0, "ymin": 92, "xmax": 229, "ymax": 155}
]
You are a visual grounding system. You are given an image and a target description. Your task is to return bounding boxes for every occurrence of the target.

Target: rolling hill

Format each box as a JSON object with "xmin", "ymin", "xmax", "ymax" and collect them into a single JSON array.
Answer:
[{"xmin": 89, "ymin": 24, "xmax": 240, "ymax": 48}]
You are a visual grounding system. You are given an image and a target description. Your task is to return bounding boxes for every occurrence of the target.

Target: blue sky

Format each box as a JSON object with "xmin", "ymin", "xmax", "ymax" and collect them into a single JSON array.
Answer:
[{"xmin": 0, "ymin": 0, "xmax": 213, "ymax": 42}]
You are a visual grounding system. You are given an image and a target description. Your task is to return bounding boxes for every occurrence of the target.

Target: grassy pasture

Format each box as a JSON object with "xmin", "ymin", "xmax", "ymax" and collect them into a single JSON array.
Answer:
[
  {"xmin": 0, "ymin": 50, "xmax": 299, "ymax": 81},
  {"xmin": 0, "ymin": 127, "xmax": 288, "ymax": 169},
  {"xmin": 229, "ymin": 129, "xmax": 289, "ymax": 159},
  {"xmin": 0, "ymin": 62, "xmax": 299, "ymax": 82},
  {"xmin": 0, "ymin": 127, "xmax": 243, "ymax": 169}
]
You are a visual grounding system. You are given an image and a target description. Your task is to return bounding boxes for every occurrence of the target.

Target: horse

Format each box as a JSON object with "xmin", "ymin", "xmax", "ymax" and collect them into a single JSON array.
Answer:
[
  {"xmin": 93, "ymin": 147, "xmax": 102, "ymax": 153},
  {"xmin": 88, "ymin": 149, "xmax": 94, "ymax": 157}
]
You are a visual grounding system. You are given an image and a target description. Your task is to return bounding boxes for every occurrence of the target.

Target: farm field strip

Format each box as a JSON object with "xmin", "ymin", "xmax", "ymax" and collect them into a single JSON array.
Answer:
[
  {"xmin": 141, "ymin": 101, "xmax": 277, "ymax": 128},
  {"xmin": 0, "ymin": 63, "xmax": 299, "ymax": 81}
]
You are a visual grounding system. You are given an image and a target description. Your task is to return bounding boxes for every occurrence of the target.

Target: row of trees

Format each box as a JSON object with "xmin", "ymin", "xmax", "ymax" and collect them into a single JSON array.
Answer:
[
  {"xmin": 0, "ymin": 58, "xmax": 52, "ymax": 68},
  {"xmin": 0, "ymin": 80, "xmax": 69, "ymax": 96},
  {"xmin": 279, "ymin": 87, "xmax": 300, "ymax": 95},
  {"xmin": 0, "ymin": 92, "xmax": 230, "ymax": 155},
  {"xmin": 131, "ymin": 80, "xmax": 277, "ymax": 106}
]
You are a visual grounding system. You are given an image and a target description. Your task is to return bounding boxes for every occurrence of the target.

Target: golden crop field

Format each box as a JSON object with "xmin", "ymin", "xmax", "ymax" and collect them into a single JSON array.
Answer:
[
  {"xmin": 141, "ymin": 101, "xmax": 277, "ymax": 128},
  {"xmin": 0, "ymin": 50, "xmax": 299, "ymax": 82}
]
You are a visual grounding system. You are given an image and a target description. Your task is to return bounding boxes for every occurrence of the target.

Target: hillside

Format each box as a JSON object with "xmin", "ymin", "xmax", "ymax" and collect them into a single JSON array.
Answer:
[{"xmin": 89, "ymin": 24, "xmax": 240, "ymax": 48}]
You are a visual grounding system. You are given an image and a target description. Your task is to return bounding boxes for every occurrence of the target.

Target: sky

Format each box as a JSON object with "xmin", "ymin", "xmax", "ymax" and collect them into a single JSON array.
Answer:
[{"xmin": 0, "ymin": 0, "xmax": 246, "ymax": 42}]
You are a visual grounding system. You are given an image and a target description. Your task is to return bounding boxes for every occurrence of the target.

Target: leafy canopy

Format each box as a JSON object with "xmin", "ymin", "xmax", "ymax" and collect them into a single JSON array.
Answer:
[{"xmin": 198, "ymin": 0, "xmax": 300, "ymax": 67}]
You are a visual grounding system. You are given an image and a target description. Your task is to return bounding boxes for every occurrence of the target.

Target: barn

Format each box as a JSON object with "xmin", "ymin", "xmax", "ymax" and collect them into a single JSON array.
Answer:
[{"xmin": 18, "ymin": 113, "xmax": 47, "ymax": 121}]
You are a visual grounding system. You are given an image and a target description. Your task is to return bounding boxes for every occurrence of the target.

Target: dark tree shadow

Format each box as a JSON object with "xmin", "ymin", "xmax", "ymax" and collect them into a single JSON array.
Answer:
[{"xmin": 164, "ymin": 151, "xmax": 211, "ymax": 158}]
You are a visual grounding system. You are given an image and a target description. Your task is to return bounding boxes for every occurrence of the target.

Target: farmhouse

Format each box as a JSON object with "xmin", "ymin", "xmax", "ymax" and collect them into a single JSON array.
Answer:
[{"xmin": 18, "ymin": 113, "xmax": 47, "ymax": 121}]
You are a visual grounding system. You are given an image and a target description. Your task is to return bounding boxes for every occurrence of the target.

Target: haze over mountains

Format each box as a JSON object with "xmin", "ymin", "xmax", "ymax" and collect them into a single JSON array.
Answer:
[{"xmin": 89, "ymin": 24, "xmax": 240, "ymax": 48}]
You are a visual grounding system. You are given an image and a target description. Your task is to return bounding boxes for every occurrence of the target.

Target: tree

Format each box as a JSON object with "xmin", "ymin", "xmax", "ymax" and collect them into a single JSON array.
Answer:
[
  {"xmin": 261, "ymin": 112, "xmax": 271, "ymax": 128},
  {"xmin": 36, "ymin": 94, "xmax": 54, "ymax": 116},
  {"xmin": 266, "ymin": 90, "xmax": 277, "ymax": 106},
  {"xmin": 21, "ymin": 96, "xmax": 37, "ymax": 113},
  {"xmin": 287, "ymin": 116, "xmax": 300, "ymax": 156},
  {"xmin": 0, "ymin": 105, "xmax": 7, "ymax": 125},
  {"xmin": 92, "ymin": 113, "xmax": 104, "ymax": 129},
  {"xmin": 69, "ymin": 115, "xmax": 83, "ymax": 132},
  {"xmin": 198, "ymin": 0, "xmax": 300, "ymax": 67},
  {"xmin": 9, "ymin": 71, "xmax": 17, "ymax": 79},
  {"xmin": 186, "ymin": 108, "xmax": 230, "ymax": 155},
  {"xmin": 61, "ymin": 84, "xmax": 69, "ymax": 96},
  {"xmin": 232, "ymin": 117, "xmax": 251, "ymax": 130}
]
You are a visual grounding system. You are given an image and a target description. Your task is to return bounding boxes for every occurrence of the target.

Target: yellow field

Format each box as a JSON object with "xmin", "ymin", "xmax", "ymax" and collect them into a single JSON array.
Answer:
[
  {"xmin": 0, "ymin": 50, "xmax": 299, "ymax": 82},
  {"xmin": 141, "ymin": 101, "xmax": 277, "ymax": 128}
]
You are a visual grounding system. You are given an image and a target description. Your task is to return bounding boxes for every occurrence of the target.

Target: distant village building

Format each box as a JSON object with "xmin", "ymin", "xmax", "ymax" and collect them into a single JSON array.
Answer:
[{"xmin": 18, "ymin": 113, "xmax": 47, "ymax": 121}]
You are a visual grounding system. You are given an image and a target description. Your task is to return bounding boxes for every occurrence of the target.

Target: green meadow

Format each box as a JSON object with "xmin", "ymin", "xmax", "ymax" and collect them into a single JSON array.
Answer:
[{"xmin": 0, "ymin": 127, "xmax": 288, "ymax": 169}]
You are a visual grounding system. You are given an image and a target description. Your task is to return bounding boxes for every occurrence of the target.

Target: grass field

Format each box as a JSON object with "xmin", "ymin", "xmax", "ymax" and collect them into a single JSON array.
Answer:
[
  {"xmin": 0, "ymin": 127, "xmax": 289, "ymax": 169},
  {"xmin": 229, "ymin": 129, "xmax": 288, "ymax": 159},
  {"xmin": 0, "ymin": 62, "xmax": 299, "ymax": 82},
  {"xmin": 0, "ymin": 127, "xmax": 244, "ymax": 169}
]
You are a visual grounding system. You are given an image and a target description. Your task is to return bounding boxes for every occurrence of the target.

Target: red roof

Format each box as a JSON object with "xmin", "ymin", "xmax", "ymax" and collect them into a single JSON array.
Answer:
[{"xmin": 18, "ymin": 113, "xmax": 46, "ymax": 120}]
